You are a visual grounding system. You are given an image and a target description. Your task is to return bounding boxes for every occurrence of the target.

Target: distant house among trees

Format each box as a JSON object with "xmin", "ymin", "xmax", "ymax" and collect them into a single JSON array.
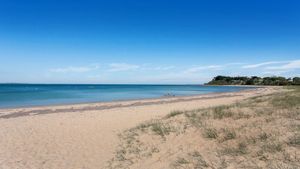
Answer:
[{"xmin": 206, "ymin": 76, "xmax": 300, "ymax": 86}]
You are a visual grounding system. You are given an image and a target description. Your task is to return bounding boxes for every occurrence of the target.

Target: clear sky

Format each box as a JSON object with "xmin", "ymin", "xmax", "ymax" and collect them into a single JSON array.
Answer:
[{"xmin": 0, "ymin": 0, "xmax": 299, "ymax": 84}]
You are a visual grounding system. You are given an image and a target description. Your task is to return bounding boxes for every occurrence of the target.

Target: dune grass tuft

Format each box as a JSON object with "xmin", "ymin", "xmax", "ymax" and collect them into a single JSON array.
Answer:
[
  {"xmin": 165, "ymin": 110, "xmax": 184, "ymax": 118},
  {"xmin": 203, "ymin": 127, "xmax": 218, "ymax": 139}
]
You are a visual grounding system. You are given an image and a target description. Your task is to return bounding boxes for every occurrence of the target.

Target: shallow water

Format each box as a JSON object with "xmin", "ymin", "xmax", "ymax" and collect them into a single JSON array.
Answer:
[{"xmin": 0, "ymin": 84, "xmax": 251, "ymax": 108}]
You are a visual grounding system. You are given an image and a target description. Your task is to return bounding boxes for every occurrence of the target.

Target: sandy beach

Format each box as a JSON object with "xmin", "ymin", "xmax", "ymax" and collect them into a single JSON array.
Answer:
[{"xmin": 0, "ymin": 87, "xmax": 278, "ymax": 169}]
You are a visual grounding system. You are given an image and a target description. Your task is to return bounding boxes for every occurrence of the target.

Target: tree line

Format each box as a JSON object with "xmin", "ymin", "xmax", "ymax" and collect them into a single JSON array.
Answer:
[{"xmin": 206, "ymin": 76, "xmax": 300, "ymax": 86}]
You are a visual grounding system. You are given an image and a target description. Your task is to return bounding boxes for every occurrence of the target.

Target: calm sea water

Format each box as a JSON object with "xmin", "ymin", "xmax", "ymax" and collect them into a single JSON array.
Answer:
[{"xmin": 0, "ymin": 84, "xmax": 251, "ymax": 108}]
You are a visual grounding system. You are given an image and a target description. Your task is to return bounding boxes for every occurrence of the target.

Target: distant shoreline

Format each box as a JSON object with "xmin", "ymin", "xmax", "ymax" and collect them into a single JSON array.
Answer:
[{"xmin": 0, "ymin": 86, "xmax": 266, "ymax": 118}]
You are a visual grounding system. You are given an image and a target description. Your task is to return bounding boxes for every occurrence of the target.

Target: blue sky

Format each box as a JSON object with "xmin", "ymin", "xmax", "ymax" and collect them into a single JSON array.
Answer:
[{"xmin": 0, "ymin": 0, "xmax": 299, "ymax": 84}]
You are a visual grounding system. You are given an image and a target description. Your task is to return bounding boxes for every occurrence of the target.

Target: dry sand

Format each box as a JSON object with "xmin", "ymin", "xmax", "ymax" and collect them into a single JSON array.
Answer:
[{"xmin": 0, "ymin": 87, "xmax": 277, "ymax": 169}]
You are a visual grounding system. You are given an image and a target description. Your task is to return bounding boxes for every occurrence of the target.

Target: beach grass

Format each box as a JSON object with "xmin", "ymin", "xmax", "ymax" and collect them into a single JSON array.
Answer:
[{"xmin": 108, "ymin": 86, "xmax": 300, "ymax": 169}]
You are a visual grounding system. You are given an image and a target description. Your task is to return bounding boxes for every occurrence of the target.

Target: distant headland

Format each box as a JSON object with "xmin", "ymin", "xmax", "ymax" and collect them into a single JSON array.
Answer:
[{"xmin": 206, "ymin": 75, "xmax": 300, "ymax": 86}]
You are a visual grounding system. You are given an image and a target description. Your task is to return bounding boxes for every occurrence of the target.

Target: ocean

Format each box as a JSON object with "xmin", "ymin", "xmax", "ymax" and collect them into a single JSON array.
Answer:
[{"xmin": 0, "ymin": 84, "xmax": 251, "ymax": 108}]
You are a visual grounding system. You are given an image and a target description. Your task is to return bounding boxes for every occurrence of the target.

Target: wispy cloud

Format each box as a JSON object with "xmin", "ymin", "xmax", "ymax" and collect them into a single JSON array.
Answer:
[
  {"xmin": 242, "ymin": 61, "xmax": 287, "ymax": 69},
  {"xmin": 139, "ymin": 65, "xmax": 175, "ymax": 71},
  {"xmin": 152, "ymin": 66, "xmax": 175, "ymax": 71},
  {"xmin": 183, "ymin": 62, "xmax": 246, "ymax": 74},
  {"xmin": 262, "ymin": 70, "xmax": 289, "ymax": 75},
  {"xmin": 50, "ymin": 64, "xmax": 99, "ymax": 73},
  {"xmin": 240, "ymin": 60, "xmax": 300, "ymax": 76},
  {"xmin": 108, "ymin": 63, "xmax": 140, "ymax": 72},
  {"xmin": 266, "ymin": 60, "xmax": 300, "ymax": 70},
  {"xmin": 184, "ymin": 65, "xmax": 223, "ymax": 73}
]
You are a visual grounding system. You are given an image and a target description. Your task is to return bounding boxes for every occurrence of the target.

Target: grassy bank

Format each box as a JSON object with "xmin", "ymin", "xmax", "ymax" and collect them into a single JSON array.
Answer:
[{"xmin": 107, "ymin": 86, "xmax": 300, "ymax": 169}]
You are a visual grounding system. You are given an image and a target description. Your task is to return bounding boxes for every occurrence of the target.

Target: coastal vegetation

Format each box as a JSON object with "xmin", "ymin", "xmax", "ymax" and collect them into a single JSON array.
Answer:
[
  {"xmin": 108, "ymin": 86, "xmax": 300, "ymax": 168},
  {"xmin": 206, "ymin": 75, "xmax": 300, "ymax": 86}
]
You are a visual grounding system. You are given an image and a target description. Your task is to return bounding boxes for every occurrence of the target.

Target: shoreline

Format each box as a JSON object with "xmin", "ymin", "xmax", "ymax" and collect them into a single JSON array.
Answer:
[
  {"xmin": 0, "ymin": 86, "xmax": 280, "ymax": 169},
  {"xmin": 0, "ymin": 86, "xmax": 263, "ymax": 119}
]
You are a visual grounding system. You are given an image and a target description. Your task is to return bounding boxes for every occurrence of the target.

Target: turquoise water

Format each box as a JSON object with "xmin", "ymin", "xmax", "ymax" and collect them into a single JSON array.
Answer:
[{"xmin": 0, "ymin": 84, "xmax": 251, "ymax": 108}]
